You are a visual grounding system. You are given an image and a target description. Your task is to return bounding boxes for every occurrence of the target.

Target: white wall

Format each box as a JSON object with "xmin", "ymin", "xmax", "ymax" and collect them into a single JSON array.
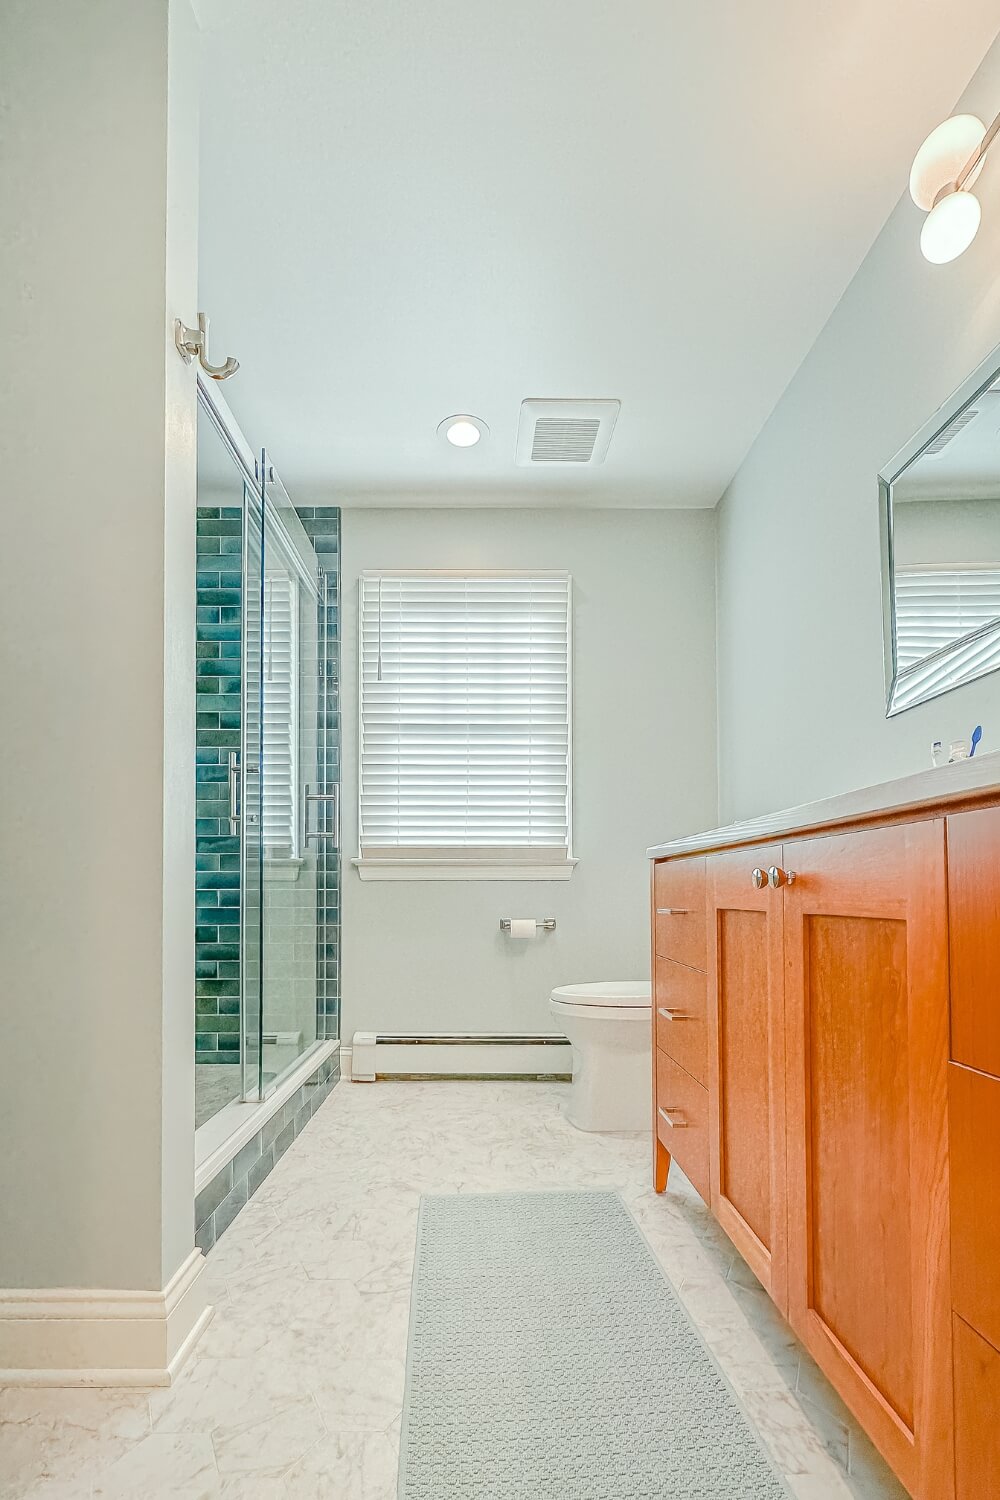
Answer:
[
  {"xmin": 0, "ymin": 0, "xmax": 199, "ymax": 1293},
  {"xmin": 340, "ymin": 507, "xmax": 717, "ymax": 1036},
  {"xmin": 892, "ymin": 497, "xmax": 1000, "ymax": 566},
  {"xmin": 717, "ymin": 37, "xmax": 1000, "ymax": 822}
]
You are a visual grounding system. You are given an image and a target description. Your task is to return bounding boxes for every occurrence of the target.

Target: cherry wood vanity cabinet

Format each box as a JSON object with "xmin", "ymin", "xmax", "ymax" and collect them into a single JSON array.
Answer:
[
  {"xmin": 706, "ymin": 845, "xmax": 788, "ymax": 1311},
  {"xmin": 647, "ymin": 757, "xmax": 1000, "ymax": 1500}
]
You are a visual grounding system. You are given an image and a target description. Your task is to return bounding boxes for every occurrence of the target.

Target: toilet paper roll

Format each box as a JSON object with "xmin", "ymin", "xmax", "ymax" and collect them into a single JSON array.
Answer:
[{"xmin": 509, "ymin": 918, "xmax": 537, "ymax": 940}]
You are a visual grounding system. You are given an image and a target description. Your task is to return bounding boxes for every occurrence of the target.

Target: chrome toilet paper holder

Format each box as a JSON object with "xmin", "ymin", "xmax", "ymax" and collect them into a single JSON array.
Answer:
[{"xmin": 500, "ymin": 918, "xmax": 557, "ymax": 933}]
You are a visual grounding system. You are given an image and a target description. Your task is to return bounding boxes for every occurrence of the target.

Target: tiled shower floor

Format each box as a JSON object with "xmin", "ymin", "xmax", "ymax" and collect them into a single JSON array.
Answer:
[{"xmin": 1, "ymin": 1081, "xmax": 908, "ymax": 1498}]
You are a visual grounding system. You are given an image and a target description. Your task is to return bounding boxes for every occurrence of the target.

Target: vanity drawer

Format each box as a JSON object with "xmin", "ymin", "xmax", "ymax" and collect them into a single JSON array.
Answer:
[
  {"xmin": 654, "ymin": 959, "xmax": 707, "ymax": 1085},
  {"xmin": 656, "ymin": 1047, "xmax": 709, "ymax": 1203},
  {"xmin": 653, "ymin": 857, "xmax": 706, "ymax": 971},
  {"xmin": 949, "ymin": 1061, "xmax": 1000, "ymax": 1352}
]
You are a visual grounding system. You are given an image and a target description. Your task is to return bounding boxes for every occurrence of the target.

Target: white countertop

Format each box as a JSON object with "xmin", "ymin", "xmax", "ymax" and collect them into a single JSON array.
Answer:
[{"xmin": 647, "ymin": 752, "xmax": 1000, "ymax": 860}]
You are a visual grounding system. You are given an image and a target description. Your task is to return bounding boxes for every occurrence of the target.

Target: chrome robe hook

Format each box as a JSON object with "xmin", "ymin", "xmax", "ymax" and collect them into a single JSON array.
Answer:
[{"xmin": 174, "ymin": 312, "xmax": 239, "ymax": 380}]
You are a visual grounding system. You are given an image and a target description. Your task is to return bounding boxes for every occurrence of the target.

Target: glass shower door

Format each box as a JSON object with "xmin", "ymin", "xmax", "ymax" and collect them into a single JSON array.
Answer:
[
  {"xmin": 240, "ymin": 471, "xmax": 265, "ymax": 1100},
  {"xmin": 195, "ymin": 383, "xmax": 265, "ymax": 1128},
  {"xmin": 196, "ymin": 370, "xmax": 338, "ymax": 1130},
  {"xmin": 258, "ymin": 457, "xmax": 333, "ymax": 1091}
]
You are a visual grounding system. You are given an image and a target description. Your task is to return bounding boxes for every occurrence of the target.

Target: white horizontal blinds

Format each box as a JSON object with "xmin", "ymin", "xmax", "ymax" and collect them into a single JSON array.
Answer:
[
  {"xmin": 360, "ymin": 573, "xmax": 571, "ymax": 859},
  {"xmin": 895, "ymin": 566, "xmax": 1000, "ymax": 669},
  {"xmin": 262, "ymin": 573, "xmax": 299, "ymax": 854},
  {"xmin": 894, "ymin": 621, "xmax": 1000, "ymax": 710}
]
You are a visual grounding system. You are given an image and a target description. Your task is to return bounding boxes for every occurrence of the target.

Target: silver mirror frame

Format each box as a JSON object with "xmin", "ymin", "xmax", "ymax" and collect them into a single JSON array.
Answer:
[{"xmin": 880, "ymin": 340, "xmax": 1000, "ymax": 717}]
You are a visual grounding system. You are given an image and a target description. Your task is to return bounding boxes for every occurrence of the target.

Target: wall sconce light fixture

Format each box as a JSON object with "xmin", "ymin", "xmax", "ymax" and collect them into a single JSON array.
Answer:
[{"xmin": 910, "ymin": 111, "xmax": 1000, "ymax": 264}]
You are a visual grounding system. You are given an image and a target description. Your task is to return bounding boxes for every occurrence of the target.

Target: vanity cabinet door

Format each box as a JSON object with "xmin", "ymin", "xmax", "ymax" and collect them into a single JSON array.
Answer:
[
  {"xmin": 782, "ymin": 820, "xmax": 953, "ymax": 1500},
  {"xmin": 706, "ymin": 844, "xmax": 787, "ymax": 1312},
  {"xmin": 954, "ymin": 1316, "xmax": 1000, "ymax": 1497},
  {"xmin": 947, "ymin": 805, "xmax": 1000, "ymax": 1079}
]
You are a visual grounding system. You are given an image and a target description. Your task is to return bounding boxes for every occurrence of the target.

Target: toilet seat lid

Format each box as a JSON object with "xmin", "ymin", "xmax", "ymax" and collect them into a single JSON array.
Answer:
[{"xmin": 550, "ymin": 981, "xmax": 651, "ymax": 1009}]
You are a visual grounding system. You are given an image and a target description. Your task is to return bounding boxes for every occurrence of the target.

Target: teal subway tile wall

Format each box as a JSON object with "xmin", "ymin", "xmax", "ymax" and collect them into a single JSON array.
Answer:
[
  {"xmin": 296, "ymin": 507, "xmax": 341, "ymax": 1045},
  {"xmin": 194, "ymin": 505, "xmax": 341, "ymax": 1072},
  {"xmin": 195, "ymin": 506, "xmax": 243, "ymax": 1065}
]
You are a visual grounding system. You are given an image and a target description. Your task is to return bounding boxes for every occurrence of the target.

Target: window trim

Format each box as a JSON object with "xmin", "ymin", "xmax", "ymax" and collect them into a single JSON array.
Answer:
[{"xmin": 355, "ymin": 568, "xmax": 575, "ymax": 882}]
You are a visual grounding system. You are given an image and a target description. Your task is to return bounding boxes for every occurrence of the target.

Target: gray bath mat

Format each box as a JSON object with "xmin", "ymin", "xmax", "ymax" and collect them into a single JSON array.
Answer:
[{"xmin": 399, "ymin": 1190, "xmax": 792, "ymax": 1499}]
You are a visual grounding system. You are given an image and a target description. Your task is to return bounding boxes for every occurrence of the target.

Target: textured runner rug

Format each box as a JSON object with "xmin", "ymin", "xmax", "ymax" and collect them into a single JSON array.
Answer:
[{"xmin": 399, "ymin": 1190, "xmax": 792, "ymax": 1499}]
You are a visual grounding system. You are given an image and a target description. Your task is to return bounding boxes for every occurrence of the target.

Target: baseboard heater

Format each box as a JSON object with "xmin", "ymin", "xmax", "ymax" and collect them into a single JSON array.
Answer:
[{"xmin": 349, "ymin": 1031, "xmax": 572, "ymax": 1082}]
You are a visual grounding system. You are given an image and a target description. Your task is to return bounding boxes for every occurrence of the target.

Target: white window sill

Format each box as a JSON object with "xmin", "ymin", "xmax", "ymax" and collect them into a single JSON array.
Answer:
[{"xmin": 352, "ymin": 858, "xmax": 578, "ymax": 883}]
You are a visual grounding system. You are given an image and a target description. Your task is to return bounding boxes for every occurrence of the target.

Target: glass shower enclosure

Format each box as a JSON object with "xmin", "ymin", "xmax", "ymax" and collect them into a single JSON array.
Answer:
[{"xmin": 195, "ymin": 377, "xmax": 340, "ymax": 1136}]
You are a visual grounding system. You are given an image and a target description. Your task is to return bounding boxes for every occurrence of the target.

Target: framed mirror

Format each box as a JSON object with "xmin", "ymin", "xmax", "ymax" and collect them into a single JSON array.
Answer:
[{"xmin": 881, "ymin": 345, "xmax": 1000, "ymax": 715}]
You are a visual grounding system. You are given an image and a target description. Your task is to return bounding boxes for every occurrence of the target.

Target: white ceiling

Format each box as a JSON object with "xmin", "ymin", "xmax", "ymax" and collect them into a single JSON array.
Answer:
[{"xmin": 196, "ymin": 1, "xmax": 1000, "ymax": 509}]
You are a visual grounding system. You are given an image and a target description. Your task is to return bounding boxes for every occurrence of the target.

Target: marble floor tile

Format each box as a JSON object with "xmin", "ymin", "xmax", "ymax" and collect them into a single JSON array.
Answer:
[
  {"xmin": 90, "ymin": 1432, "xmax": 219, "ymax": 1499},
  {"xmin": 307, "ymin": 1358, "xmax": 406, "ymax": 1434},
  {"xmin": 212, "ymin": 1395, "xmax": 325, "ymax": 1477},
  {"xmin": 149, "ymin": 1355, "xmax": 310, "ymax": 1436},
  {"xmin": 281, "ymin": 1431, "xmax": 398, "ymax": 1500},
  {"xmin": 2, "ymin": 1080, "xmax": 906, "ymax": 1499}
]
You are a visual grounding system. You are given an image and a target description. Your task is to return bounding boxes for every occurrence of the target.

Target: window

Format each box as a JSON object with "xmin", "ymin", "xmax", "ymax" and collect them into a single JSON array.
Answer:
[
  {"xmin": 357, "ymin": 571, "xmax": 573, "ymax": 879},
  {"xmin": 262, "ymin": 573, "xmax": 299, "ymax": 855},
  {"xmin": 895, "ymin": 565, "xmax": 1000, "ymax": 670}
]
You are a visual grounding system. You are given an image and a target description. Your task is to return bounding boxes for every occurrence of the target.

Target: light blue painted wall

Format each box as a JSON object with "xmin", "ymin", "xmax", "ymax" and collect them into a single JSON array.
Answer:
[{"xmin": 717, "ymin": 36, "xmax": 1000, "ymax": 822}]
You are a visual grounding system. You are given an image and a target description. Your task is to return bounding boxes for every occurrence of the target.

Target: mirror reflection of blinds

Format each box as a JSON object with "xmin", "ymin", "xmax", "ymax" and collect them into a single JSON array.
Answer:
[
  {"xmin": 262, "ymin": 574, "xmax": 298, "ymax": 854},
  {"xmin": 359, "ymin": 573, "xmax": 571, "ymax": 860},
  {"xmin": 895, "ymin": 567, "xmax": 1000, "ymax": 670}
]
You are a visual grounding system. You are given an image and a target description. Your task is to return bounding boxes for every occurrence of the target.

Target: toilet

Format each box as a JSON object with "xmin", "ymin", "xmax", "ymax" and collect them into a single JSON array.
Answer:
[{"xmin": 549, "ymin": 981, "xmax": 652, "ymax": 1132}]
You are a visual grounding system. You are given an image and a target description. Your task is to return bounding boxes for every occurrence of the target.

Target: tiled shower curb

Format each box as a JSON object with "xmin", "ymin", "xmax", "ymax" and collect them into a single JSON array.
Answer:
[{"xmin": 195, "ymin": 1052, "xmax": 340, "ymax": 1252}]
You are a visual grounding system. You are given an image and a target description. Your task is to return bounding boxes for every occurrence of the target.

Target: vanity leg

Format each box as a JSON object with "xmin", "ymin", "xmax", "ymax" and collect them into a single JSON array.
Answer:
[{"xmin": 655, "ymin": 1137, "xmax": 671, "ymax": 1193}]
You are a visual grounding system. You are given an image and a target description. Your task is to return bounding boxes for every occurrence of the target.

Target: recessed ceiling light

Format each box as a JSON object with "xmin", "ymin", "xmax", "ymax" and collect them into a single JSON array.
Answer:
[{"xmin": 438, "ymin": 414, "xmax": 488, "ymax": 448}]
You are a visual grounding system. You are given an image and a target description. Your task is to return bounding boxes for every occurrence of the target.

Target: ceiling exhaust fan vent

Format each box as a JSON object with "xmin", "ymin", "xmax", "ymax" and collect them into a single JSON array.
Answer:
[
  {"xmin": 924, "ymin": 405, "xmax": 979, "ymax": 456},
  {"xmin": 516, "ymin": 399, "xmax": 621, "ymax": 466}
]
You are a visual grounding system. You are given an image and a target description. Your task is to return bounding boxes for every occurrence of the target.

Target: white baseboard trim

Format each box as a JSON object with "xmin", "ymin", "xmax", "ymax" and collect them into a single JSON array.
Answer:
[
  {"xmin": 0, "ymin": 1248, "xmax": 212, "ymax": 1388},
  {"xmin": 349, "ymin": 1030, "xmax": 572, "ymax": 1082}
]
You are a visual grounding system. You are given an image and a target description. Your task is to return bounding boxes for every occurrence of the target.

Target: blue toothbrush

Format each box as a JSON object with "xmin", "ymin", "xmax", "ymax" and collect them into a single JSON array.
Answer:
[{"xmin": 970, "ymin": 725, "xmax": 983, "ymax": 757}]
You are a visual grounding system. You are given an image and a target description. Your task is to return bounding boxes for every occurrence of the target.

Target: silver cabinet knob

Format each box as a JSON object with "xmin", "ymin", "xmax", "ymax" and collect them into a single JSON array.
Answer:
[
  {"xmin": 768, "ymin": 866, "xmax": 796, "ymax": 888},
  {"xmin": 751, "ymin": 867, "xmax": 766, "ymax": 889}
]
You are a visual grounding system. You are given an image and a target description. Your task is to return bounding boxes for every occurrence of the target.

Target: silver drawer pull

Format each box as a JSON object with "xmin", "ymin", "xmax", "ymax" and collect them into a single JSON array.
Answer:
[
  {"xmin": 657, "ymin": 1006, "xmax": 688, "ymax": 1021},
  {"xmin": 658, "ymin": 1105, "xmax": 688, "ymax": 1129},
  {"xmin": 656, "ymin": 907, "xmax": 690, "ymax": 915}
]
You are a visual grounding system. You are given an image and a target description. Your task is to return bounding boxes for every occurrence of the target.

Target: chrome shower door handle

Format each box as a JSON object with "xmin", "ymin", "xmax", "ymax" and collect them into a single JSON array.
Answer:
[
  {"xmin": 304, "ymin": 783, "xmax": 341, "ymax": 849},
  {"xmin": 228, "ymin": 750, "xmax": 240, "ymax": 834}
]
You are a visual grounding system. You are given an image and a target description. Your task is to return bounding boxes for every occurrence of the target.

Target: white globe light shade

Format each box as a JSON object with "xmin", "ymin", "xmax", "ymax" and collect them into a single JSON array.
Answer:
[
  {"xmin": 920, "ymin": 190, "xmax": 982, "ymax": 264},
  {"xmin": 909, "ymin": 114, "xmax": 986, "ymax": 210}
]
